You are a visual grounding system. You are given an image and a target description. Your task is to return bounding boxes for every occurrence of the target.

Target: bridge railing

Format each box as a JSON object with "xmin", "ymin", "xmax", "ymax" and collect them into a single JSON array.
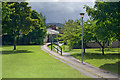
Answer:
[{"xmin": 47, "ymin": 42, "xmax": 62, "ymax": 55}]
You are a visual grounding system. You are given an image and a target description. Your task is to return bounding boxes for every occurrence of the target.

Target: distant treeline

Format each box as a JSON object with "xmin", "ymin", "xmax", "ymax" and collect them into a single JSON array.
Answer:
[{"xmin": 2, "ymin": 33, "xmax": 44, "ymax": 45}]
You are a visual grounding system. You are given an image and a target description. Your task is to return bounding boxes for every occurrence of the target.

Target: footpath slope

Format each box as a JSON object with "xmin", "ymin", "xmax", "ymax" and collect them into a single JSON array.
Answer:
[{"xmin": 41, "ymin": 43, "xmax": 120, "ymax": 79}]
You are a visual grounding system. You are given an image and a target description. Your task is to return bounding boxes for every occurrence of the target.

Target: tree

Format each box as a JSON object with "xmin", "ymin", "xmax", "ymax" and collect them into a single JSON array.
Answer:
[
  {"xmin": 27, "ymin": 10, "xmax": 46, "ymax": 45},
  {"xmin": 82, "ymin": 20, "xmax": 93, "ymax": 53},
  {"xmin": 59, "ymin": 19, "xmax": 92, "ymax": 52},
  {"xmin": 40, "ymin": 12, "xmax": 46, "ymax": 24},
  {"xmin": 84, "ymin": 2, "xmax": 120, "ymax": 55},
  {"xmin": 59, "ymin": 19, "xmax": 82, "ymax": 51},
  {"xmin": 18, "ymin": 10, "xmax": 47, "ymax": 45},
  {"xmin": 2, "ymin": 2, "xmax": 38, "ymax": 50}
]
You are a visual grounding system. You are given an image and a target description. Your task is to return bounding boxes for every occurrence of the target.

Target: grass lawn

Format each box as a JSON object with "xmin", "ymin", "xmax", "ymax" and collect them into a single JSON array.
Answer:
[
  {"xmin": 62, "ymin": 45, "xmax": 120, "ymax": 74},
  {"xmin": 2, "ymin": 45, "xmax": 89, "ymax": 78}
]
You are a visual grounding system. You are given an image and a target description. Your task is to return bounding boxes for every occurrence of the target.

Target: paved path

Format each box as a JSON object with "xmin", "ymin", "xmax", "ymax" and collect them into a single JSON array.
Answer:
[{"xmin": 41, "ymin": 43, "xmax": 120, "ymax": 79}]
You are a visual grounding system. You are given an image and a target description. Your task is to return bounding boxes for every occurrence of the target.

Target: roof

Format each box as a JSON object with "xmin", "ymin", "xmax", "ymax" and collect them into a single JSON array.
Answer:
[{"xmin": 47, "ymin": 28, "xmax": 59, "ymax": 34}]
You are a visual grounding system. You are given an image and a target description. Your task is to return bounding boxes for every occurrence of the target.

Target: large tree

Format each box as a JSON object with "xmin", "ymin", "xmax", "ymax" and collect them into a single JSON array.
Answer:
[
  {"xmin": 2, "ymin": 2, "xmax": 38, "ymax": 50},
  {"xmin": 84, "ymin": 1, "xmax": 120, "ymax": 55}
]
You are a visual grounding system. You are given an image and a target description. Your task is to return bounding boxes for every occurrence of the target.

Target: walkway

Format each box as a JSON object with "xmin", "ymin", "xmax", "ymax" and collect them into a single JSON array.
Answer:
[{"xmin": 41, "ymin": 43, "xmax": 120, "ymax": 79}]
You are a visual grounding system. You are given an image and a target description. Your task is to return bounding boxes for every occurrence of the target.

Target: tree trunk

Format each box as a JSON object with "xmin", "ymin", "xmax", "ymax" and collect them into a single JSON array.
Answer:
[
  {"xmin": 69, "ymin": 45, "xmax": 72, "ymax": 51},
  {"xmin": 13, "ymin": 36, "xmax": 17, "ymax": 50},
  {"xmin": 97, "ymin": 41, "xmax": 105, "ymax": 55},
  {"xmin": 83, "ymin": 48, "xmax": 85, "ymax": 53},
  {"xmin": 102, "ymin": 47, "xmax": 104, "ymax": 55},
  {"xmin": 107, "ymin": 41, "xmax": 110, "ymax": 51},
  {"xmin": 83, "ymin": 43, "xmax": 86, "ymax": 53},
  {"xmin": 63, "ymin": 44, "xmax": 65, "ymax": 50},
  {"xmin": 102, "ymin": 42, "xmax": 105, "ymax": 55}
]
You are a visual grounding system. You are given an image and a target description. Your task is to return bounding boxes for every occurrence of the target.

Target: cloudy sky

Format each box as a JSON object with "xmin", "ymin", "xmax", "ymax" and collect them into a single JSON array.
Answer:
[{"xmin": 28, "ymin": 0, "xmax": 95, "ymax": 23}]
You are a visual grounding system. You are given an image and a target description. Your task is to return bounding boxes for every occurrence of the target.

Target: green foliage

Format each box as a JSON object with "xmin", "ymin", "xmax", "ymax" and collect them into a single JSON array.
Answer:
[
  {"xmin": 59, "ymin": 19, "xmax": 81, "ymax": 50},
  {"xmin": 25, "ymin": 10, "xmax": 46, "ymax": 45},
  {"xmin": 2, "ymin": 2, "xmax": 36, "ymax": 50},
  {"xmin": 2, "ymin": 2, "xmax": 46, "ymax": 48},
  {"xmin": 85, "ymin": 2, "xmax": 120, "ymax": 41},
  {"xmin": 40, "ymin": 12, "xmax": 46, "ymax": 24},
  {"xmin": 59, "ymin": 19, "xmax": 93, "ymax": 51},
  {"xmin": 2, "ymin": 2, "xmax": 11, "ymax": 33},
  {"xmin": 84, "ymin": 2, "xmax": 120, "ymax": 54}
]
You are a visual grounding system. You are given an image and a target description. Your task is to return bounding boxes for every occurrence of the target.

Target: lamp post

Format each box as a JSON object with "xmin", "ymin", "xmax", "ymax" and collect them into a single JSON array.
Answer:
[{"xmin": 80, "ymin": 13, "xmax": 85, "ymax": 64}]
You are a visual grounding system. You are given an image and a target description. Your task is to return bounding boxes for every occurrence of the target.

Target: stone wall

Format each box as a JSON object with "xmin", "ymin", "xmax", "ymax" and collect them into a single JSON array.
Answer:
[{"xmin": 87, "ymin": 41, "xmax": 120, "ymax": 48}]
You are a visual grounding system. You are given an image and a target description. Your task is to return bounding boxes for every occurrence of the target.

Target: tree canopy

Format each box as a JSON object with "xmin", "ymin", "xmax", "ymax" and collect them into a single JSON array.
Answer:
[
  {"xmin": 59, "ymin": 19, "xmax": 93, "ymax": 52},
  {"xmin": 84, "ymin": 1, "xmax": 120, "ymax": 54},
  {"xmin": 2, "ymin": 2, "xmax": 46, "ymax": 49}
]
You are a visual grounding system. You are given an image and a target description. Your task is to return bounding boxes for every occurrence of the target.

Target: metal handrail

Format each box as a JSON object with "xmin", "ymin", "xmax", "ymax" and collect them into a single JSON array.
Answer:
[
  {"xmin": 48, "ymin": 42, "xmax": 62, "ymax": 55},
  {"xmin": 53, "ymin": 46, "xmax": 62, "ymax": 55}
]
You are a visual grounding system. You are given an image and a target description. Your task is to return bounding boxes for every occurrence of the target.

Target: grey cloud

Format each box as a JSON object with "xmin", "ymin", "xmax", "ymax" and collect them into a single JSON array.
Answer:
[{"xmin": 29, "ymin": 2, "xmax": 95, "ymax": 23}]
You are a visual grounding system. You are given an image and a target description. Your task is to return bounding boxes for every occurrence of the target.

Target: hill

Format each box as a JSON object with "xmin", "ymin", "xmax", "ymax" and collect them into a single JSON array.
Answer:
[{"xmin": 47, "ymin": 23, "xmax": 64, "ymax": 27}]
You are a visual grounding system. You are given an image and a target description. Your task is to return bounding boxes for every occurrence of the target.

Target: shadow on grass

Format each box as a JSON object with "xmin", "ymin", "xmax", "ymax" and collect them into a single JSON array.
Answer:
[
  {"xmin": 99, "ymin": 61, "xmax": 120, "ymax": 74},
  {"xmin": 71, "ymin": 52, "xmax": 120, "ymax": 59},
  {"xmin": 95, "ymin": 49, "xmax": 118, "ymax": 52},
  {"xmin": 64, "ymin": 50, "xmax": 71, "ymax": 52},
  {"xmin": 2, "ymin": 50, "xmax": 33, "ymax": 55}
]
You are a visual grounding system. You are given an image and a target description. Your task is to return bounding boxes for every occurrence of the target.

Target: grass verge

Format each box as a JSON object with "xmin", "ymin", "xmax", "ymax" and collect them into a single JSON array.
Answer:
[
  {"xmin": 2, "ymin": 45, "xmax": 89, "ymax": 78},
  {"xmin": 62, "ymin": 46, "xmax": 120, "ymax": 74}
]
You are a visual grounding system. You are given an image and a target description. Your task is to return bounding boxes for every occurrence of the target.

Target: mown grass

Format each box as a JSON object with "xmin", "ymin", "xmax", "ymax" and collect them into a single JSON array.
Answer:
[
  {"xmin": 62, "ymin": 45, "xmax": 120, "ymax": 74},
  {"xmin": 2, "ymin": 45, "xmax": 89, "ymax": 78}
]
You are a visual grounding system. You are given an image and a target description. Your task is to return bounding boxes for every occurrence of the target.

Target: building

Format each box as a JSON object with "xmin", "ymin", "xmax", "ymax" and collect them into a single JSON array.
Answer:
[{"xmin": 44, "ymin": 28, "xmax": 59, "ymax": 43}]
